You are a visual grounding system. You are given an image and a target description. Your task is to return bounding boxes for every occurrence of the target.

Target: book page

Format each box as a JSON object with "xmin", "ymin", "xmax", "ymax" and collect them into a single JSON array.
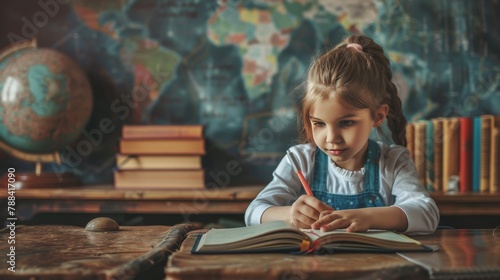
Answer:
[
  {"xmin": 300, "ymin": 229, "xmax": 421, "ymax": 245},
  {"xmin": 201, "ymin": 220, "xmax": 302, "ymax": 245}
]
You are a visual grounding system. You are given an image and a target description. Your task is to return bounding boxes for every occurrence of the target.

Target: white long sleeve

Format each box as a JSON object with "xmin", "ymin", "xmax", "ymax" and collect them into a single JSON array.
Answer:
[{"xmin": 245, "ymin": 141, "xmax": 440, "ymax": 234}]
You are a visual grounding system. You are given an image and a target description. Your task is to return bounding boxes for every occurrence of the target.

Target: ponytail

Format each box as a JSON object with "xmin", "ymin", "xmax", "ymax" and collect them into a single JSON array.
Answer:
[
  {"xmin": 350, "ymin": 35, "xmax": 408, "ymax": 146},
  {"xmin": 385, "ymin": 82, "xmax": 408, "ymax": 146}
]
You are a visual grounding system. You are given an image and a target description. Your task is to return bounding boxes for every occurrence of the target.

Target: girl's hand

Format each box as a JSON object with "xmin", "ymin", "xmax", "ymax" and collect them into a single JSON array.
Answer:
[
  {"xmin": 311, "ymin": 209, "xmax": 370, "ymax": 232},
  {"xmin": 290, "ymin": 195, "xmax": 333, "ymax": 228}
]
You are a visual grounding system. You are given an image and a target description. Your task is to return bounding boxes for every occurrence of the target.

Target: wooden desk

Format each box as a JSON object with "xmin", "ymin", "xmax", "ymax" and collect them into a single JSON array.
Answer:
[
  {"xmin": 166, "ymin": 230, "xmax": 428, "ymax": 280},
  {"xmin": 398, "ymin": 229, "xmax": 500, "ymax": 279},
  {"xmin": 166, "ymin": 229, "xmax": 500, "ymax": 280},
  {"xmin": 0, "ymin": 223, "xmax": 197, "ymax": 280}
]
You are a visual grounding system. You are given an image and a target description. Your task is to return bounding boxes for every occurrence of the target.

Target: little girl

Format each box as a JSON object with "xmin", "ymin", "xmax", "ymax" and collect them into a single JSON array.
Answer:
[{"xmin": 245, "ymin": 35, "xmax": 439, "ymax": 234}]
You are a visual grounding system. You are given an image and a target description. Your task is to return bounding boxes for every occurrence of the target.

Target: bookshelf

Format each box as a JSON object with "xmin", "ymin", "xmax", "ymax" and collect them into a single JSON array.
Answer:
[
  {"xmin": 0, "ymin": 185, "xmax": 499, "ymax": 225},
  {"xmin": 405, "ymin": 115, "xmax": 500, "ymax": 227},
  {"xmin": 407, "ymin": 115, "xmax": 500, "ymax": 193},
  {"xmin": 430, "ymin": 192, "xmax": 500, "ymax": 215},
  {"xmin": 0, "ymin": 185, "xmax": 261, "ymax": 221}
]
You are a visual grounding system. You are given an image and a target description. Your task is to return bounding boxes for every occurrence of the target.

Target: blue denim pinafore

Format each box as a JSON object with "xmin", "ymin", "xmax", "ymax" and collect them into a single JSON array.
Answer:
[{"xmin": 311, "ymin": 139, "xmax": 386, "ymax": 210}]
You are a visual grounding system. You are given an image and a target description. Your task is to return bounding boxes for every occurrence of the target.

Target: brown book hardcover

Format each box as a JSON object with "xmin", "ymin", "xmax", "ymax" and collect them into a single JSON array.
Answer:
[
  {"xmin": 113, "ymin": 169, "xmax": 205, "ymax": 189},
  {"xmin": 442, "ymin": 117, "xmax": 460, "ymax": 192},
  {"xmin": 489, "ymin": 116, "xmax": 500, "ymax": 193},
  {"xmin": 122, "ymin": 125, "xmax": 203, "ymax": 139},
  {"xmin": 119, "ymin": 138, "xmax": 205, "ymax": 155},
  {"xmin": 406, "ymin": 123, "xmax": 415, "ymax": 160},
  {"xmin": 413, "ymin": 121, "xmax": 427, "ymax": 187},
  {"xmin": 432, "ymin": 118, "xmax": 444, "ymax": 192},
  {"xmin": 116, "ymin": 154, "xmax": 202, "ymax": 170},
  {"xmin": 425, "ymin": 120, "xmax": 435, "ymax": 192},
  {"xmin": 480, "ymin": 115, "xmax": 493, "ymax": 192}
]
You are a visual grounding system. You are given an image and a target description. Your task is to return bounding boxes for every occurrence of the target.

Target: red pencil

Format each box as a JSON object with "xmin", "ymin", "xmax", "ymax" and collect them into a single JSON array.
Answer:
[{"xmin": 287, "ymin": 151, "xmax": 314, "ymax": 196}]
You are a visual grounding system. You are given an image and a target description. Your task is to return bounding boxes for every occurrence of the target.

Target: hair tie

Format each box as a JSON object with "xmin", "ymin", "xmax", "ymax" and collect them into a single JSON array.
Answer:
[{"xmin": 346, "ymin": 43, "xmax": 363, "ymax": 52}]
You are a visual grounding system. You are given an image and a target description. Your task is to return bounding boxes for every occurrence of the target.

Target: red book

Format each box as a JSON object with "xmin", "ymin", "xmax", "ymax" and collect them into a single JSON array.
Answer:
[{"xmin": 459, "ymin": 117, "xmax": 473, "ymax": 192}]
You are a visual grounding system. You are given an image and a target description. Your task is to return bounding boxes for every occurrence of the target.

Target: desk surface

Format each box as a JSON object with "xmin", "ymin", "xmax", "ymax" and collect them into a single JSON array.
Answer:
[
  {"xmin": 0, "ymin": 223, "xmax": 196, "ymax": 280},
  {"xmin": 398, "ymin": 229, "xmax": 500, "ymax": 279},
  {"xmin": 166, "ymin": 228, "xmax": 500, "ymax": 280},
  {"xmin": 166, "ymin": 230, "xmax": 428, "ymax": 280}
]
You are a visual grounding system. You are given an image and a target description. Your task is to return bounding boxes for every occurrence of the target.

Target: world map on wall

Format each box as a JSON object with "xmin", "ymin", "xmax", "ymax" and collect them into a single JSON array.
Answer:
[{"xmin": 13, "ymin": 0, "xmax": 498, "ymax": 185}]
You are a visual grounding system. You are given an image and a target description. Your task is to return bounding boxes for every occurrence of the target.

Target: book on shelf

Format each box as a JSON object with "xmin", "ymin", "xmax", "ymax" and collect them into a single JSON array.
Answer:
[
  {"xmin": 480, "ymin": 115, "xmax": 493, "ymax": 192},
  {"xmin": 442, "ymin": 117, "xmax": 460, "ymax": 192},
  {"xmin": 432, "ymin": 118, "xmax": 444, "ymax": 192},
  {"xmin": 119, "ymin": 138, "xmax": 205, "ymax": 155},
  {"xmin": 191, "ymin": 220, "xmax": 437, "ymax": 254},
  {"xmin": 413, "ymin": 121, "xmax": 427, "ymax": 187},
  {"xmin": 409, "ymin": 115, "xmax": 500, "ymax": 193},
  {"xmin": 472, "ymin": 116, "xmax": 482, "ymax": 192},
  {"xmin": 116, "ymin": 154, "xmax": 202, "ymax": 170},
  {"xmin": 122, "ymin": 125, "xmax": 203, "ymax": 139},
  {"xmin": 459, "ymin": 117, "xmax": 473, "ymax": 192},
  {"xmin": 406, "ymin": 122, "xmax": 415, "ymax": 160},
  {"xmin": 425, "ymin": 120, "xmax": 435, "ymax": 192},
  {"xmin": 114, "ymin": 169, "xmax": 205, "ymax": 189},
  {"xmin": 490, "ymin": 116, "xmax": 500, "ymax": 193}
]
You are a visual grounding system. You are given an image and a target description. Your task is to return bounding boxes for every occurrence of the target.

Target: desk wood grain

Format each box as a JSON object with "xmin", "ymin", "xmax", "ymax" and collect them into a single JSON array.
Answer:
[
  {"xmin": 0, "ymin": 223, "xmax": 197, "ymax": 280},
  {"xmin": 165, "ymin": 230, "xmax": 428, "ymax": 280},
  {"xmin": 166, "ymin": 229, "xmax": 500, "ymax": 280},
  {"xmin": 399, "ymin": 229, "xmax": 500, "ymax": 279}
]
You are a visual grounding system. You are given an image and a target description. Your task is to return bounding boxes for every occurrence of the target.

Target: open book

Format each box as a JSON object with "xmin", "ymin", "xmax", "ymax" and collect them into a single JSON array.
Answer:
[{"xmin": 192, "ymin": 220, "xmax": 437, "ymax": 254}]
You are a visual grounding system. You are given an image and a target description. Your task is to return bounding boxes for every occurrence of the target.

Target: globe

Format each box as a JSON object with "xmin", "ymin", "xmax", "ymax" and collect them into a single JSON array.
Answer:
[{"xmin": 0, "ymin": 42, "xmax": 93, "ymax": 157}]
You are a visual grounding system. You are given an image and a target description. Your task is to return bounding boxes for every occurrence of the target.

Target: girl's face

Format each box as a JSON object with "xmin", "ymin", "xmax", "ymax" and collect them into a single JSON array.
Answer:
[{"xmin": 309, "ymin": 96, "xmax": 385, "ymax": 171}]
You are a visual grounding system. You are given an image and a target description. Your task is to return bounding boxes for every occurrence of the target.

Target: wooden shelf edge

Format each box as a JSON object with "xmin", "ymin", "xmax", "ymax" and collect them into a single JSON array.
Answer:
[{"xmin": 0, "ymin": 184, "xmax": 265, "ymax": 201}]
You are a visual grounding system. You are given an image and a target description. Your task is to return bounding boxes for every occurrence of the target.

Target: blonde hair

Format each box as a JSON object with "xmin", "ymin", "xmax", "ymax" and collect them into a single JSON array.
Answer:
[{"xmin": 301, "ymin": 35, "xmax": 407, "ymax": 146}]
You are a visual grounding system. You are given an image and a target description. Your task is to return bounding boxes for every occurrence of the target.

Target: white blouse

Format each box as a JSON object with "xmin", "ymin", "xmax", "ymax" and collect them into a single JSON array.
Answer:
[{"xmin": 244, "ymin": 141, "xmax": 440, "ymax": 234}]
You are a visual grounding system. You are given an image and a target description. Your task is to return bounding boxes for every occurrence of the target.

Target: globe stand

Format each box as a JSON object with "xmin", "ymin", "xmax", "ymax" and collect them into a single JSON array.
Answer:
[{"xmin": 0, "ymin": 142, "xmax": 82, "ymax": 189}]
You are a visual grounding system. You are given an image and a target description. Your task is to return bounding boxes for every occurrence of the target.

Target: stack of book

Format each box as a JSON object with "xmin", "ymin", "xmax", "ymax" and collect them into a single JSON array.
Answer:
[
  {"xmin": 113, "ymin": 125, "xmax": 206, "ymax": 190},
  {"xmin": 406, "ymin": 115, "xmax": 499, "ymax": 193}
]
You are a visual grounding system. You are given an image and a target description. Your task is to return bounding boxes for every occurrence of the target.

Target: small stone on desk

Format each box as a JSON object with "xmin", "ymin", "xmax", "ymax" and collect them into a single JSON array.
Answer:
[{"xmin": 85, "ymin": 217, "xmax": 120, "ymax": 232}]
